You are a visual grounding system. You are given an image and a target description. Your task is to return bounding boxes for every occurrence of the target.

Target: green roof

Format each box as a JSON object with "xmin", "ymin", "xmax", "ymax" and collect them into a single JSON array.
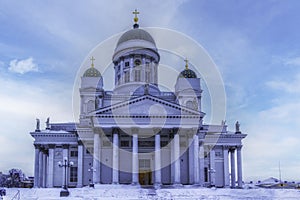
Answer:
[
  {"xmin": 179, "ymin": 69, "xmax": 197, "ymax": 78},
  {"xmin": 117, "ymin": 28, "xmax": 155, "ymax": 46},
  {"xmin": 83, "ymin": 67, "xmax": 101, "ymax": 77}
]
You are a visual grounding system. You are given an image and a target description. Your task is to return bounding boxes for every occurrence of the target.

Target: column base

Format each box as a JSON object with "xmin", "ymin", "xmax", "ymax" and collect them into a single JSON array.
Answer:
[
  {"xmin": 112, "ymin": 182, "xmax": 119, "ymax": 185},
  {"xmin": 60, "ymin": 189, "xmax": 70, "ymax": 197},
  {"xmin": 154, "ymin": 183, "xmax": 162, "ymax": 189},
  {"xmin": 131, "ymin": 182, "xmax": 141, "ymax": 188},
  {"xmin": 172, "ymin": 183, "xmax": 183, "ymax": 188},
  {"xmin": 193, "ymin": 183, "xmax": 201, "ymax": 187}
]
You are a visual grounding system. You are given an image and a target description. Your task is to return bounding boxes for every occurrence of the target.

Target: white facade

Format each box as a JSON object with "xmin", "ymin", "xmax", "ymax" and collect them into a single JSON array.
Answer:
[{"xmin": 31, "ymin": 19, "xmax": 246, "ymax": 188}]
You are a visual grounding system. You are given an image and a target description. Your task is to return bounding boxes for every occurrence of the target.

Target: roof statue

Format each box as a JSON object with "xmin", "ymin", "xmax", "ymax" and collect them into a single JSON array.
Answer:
[
  {"xmin": 46, "ymin": 117, "xmax": 50, "ymax": 129},
  {"xmin": 235, "ymin": 121, "xmax": 241, "ymax": 133},
  {"xmin": 35, "ymin": 118, "xmax": 40, "ymax": 132}
]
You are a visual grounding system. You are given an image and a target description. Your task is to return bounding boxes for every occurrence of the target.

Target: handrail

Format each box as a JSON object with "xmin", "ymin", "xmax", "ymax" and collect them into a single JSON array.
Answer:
[{"xmin": 11, "ymin": 190, "xmax": 20, "ymax": 200}]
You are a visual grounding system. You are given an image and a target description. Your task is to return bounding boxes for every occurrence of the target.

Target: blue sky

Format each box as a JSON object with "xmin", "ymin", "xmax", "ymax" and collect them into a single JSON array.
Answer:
[{"xmin": 1, "ymin": 0, "xmax": 300, "ymax": 181}]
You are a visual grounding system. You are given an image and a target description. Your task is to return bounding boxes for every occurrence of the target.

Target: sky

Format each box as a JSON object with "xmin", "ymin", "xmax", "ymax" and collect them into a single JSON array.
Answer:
[{"xmin": 0, "ymin": 0, "xmax": 300, "ymax": 181}]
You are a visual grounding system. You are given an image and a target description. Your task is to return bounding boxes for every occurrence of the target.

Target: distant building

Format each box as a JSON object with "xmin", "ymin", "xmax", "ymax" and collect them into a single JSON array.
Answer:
[{"xmin": 30, "ymin": 11, "xmax": 246, "ymax": 188}]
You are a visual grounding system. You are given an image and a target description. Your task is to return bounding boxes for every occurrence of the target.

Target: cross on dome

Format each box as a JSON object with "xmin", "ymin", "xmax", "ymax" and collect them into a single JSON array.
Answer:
[
  {"xmin": 184, "ymin": 58, "xmax": 189, "ymax": 70},
  {"xmin": 132, "ymin": 9, "xmax": 140, "ymax": 29},
  {"xmin": 90, "ymin": 56, "xmax": 95, "ymax": 68}
]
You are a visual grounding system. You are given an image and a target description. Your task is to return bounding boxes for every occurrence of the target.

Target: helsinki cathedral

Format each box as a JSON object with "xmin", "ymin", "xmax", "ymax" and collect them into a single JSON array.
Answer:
[{"xmin": 30, "ymin": 10, "xmax": 246, "ymax": 188}]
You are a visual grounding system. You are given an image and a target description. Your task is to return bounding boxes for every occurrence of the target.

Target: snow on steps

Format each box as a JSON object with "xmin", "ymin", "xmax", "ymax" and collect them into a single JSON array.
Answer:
[{"xmin": 2, "ymin": 185, "xmax": 300, "ymax": 200}]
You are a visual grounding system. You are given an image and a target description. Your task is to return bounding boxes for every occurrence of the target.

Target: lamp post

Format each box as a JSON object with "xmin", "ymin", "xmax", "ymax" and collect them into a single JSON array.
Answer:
[
  {"xmin": 209, "ymin": 168, "xmax": 216, "ymax": 187},
  {"xmin": 58, "ymin": 157, "xmax": 74, "ymax": 197},
  {"xmin": 88, "ymin": 167, "xmax": 96, "ymax": 188}
]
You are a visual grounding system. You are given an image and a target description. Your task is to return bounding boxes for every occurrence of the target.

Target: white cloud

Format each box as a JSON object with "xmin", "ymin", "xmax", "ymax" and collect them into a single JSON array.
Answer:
[
  {"xmin": 266, "ymin": 73, "xmax": 300, "ymax": 94},
  {"xmin": 242, "ymin": 73, "xmax": 300, "ymax": 181},
  {"xmin": 284, "ymin": 56, "xmax": 300, "ymax": 66},
  {"xmin": 8, "ymin": 57, "xmax": 38, "ymax": 74},
  {"xmin": 0, "ymin": 76, "xmax": 74, "ymax": 175}
]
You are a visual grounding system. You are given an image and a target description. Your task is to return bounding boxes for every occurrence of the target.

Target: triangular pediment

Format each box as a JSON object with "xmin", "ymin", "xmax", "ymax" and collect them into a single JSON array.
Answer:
[{"xmin": 92, "ymin": 95, "xmax": 203, "ymax": 117}]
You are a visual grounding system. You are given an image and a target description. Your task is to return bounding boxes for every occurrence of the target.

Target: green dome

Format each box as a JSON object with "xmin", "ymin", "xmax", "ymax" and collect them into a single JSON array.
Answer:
[
  {"xmin": 117, "ymin": 28, "xmax": 155, "ymax": 46},
  {"xmin": 179, "ymin": 69, "xmax": 197, "ymax": 78},
  {"xmin": 83, "ymin": 67, "xmax": 101, "ymax": 77}
]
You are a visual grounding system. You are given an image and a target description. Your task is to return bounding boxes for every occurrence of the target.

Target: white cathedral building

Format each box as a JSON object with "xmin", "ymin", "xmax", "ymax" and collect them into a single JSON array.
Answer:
[{"xmin": 30, "ymin": 12, "xmax": 246, "ymax": 189}]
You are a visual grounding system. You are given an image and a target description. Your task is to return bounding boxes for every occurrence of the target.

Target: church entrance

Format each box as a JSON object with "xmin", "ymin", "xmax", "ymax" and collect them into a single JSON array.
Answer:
[
  {"xmin": 139, "ymin": 170, "xmax": 152, "ymax": 185},
  {"xmin": 138, "ymin": 159, "xmax": 152, "ymax": 185}
]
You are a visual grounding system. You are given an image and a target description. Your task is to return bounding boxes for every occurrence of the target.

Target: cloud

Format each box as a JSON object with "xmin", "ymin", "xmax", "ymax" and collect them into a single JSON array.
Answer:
[
  {"xmin": 0, "ymin": 75, "xmax": 74, "ymax": 175},
  {"xmin": 8, "ymin": 57, "xmax": 38, "ymax": 74},
  {"xmin": 284, "ymin": 56, "xmax": 300, "ymax": 66},
  {"xmin": 266, "ymin": 73, "xmax": 300, "ymax": 94}
]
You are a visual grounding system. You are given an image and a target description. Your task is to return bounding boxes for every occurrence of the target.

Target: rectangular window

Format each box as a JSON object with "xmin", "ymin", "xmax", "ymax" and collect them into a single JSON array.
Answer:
[
  {"xmin": 70, "ymin": 167, "xmax": 78, "ymax": 182},
  {"xmin": 134, "ymin": 70, "xmax": 141, "ymax": 82},
  {"xmin": 145, "ymin": 71, "xmax": 150, "ymax": 83},
  {"xmin": 125, "ymin": 62, "xmax": 129, "ymax": 67},
  {"xmin": 70, "ymin": 150, "xmax": 78, "ymax": 157},
  {"xmin": 125, "ymin": 71, "xmax": 130, "ymax": 83},
  {"xmin": 215, "ymin": 151, "xmax": 222, "ymax": 157},
  {"xmin": 160, "ymin": 141, "xmax": 168, "ymax": 147},
  {"xmin": 204, "ymin": 167, "xmax": 208, "ymax": 182},
  {"xmin": 139, "ymin": 159, "xmax": 150, "ymax": 169},
  {"xmin": 121, "ymin": 141, "xmax": 129, "ymax": 147}
]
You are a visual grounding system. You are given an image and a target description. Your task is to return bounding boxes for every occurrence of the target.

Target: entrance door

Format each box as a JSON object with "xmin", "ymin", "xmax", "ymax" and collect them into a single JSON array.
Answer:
[{"xmin": 139, "ymin": 171, "xmax": 152, "ymax": 185}]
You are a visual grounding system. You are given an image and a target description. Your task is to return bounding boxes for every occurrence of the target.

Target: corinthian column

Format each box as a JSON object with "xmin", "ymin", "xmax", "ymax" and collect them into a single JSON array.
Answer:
[
  {"xmin": 34, "ymin": 145, "xmax": 40, "ymax": 188},
  {"xmin": 154, "ymin": 133, "xmax": 161, "ymax": 186},
  {"xmin": 223, "ymin": 146, "xmax": 230, "ymax": 187},
  {"xmin": 173, "ymin": 133, "xmax": 180, "ymax": 185},
  {"xmin": 193, "ymin": 134, "xmax": 199, "ymax": 184},
  {"xmin": 230, "ymin": 148, "xmax": 236, "ymax": 188},
  {"xmin": 112, "ymin": 130, "xmax": 119, "ymax": 184},
  {"xmin": 93, "ymin": 133, "xmax": 101, "ymax": 184},
  {"xmin": 132, "ymin": 133, "xmax": 139, "ymax": 185},
  {"xmin": 237, "ymin": 146, "xmax": 243, "ymax": 188}
]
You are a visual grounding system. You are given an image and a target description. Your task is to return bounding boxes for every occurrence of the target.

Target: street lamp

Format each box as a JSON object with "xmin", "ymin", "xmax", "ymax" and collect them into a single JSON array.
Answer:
[
  {"xmin": 58, "ymin": 157, "xmax": 74, "ymax": 197},
  {"xmin": 209, "ymin": 168, "xmax": 216, "ymax": 187},
  {"xmin": 88, "ymin": 167, "xmax": 96, "ymax": 188}
]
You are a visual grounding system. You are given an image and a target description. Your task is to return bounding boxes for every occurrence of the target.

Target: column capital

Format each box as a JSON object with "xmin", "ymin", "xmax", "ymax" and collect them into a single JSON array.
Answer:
[
  {"xmin": 223, "ymin": 145, "xmax": 231, "ymax": 150},
  {"xmin": 152, "ymin": 127, "xmax": 161, "ymax": 135},
  {"xmin": 113, "ymin": 127, "xmax": 120, "ymax": 135},
  {"xmin": 78, "ymin": 140, "xmax": 84, "ymax": 146},
  {"xmin": 48, "ymin": 144, "xmax": 56, "ymax": 149},
  {"xmin": 236, "ymin": 145, "xmax": 243, "ymax": 150},
  {"xmin": 34, "ymin": 144, "xmax": 41, "ymax": 149},
  {"xmin": 229, "ymin": 147, "xmax": 236, "ymax": 152},
  {"xmin": 62, "ymin": 144, "xmax": 69, "ymax": 149},
  {"xmin": 131, "ymin": 127, "xmax": 139, "ymax": 134}
]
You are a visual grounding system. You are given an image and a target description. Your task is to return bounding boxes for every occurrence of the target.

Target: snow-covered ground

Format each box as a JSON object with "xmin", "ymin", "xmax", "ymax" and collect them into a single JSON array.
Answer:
[{"xmin": 2, "ymin": 185, "xmax": 300, "ymax": 200}]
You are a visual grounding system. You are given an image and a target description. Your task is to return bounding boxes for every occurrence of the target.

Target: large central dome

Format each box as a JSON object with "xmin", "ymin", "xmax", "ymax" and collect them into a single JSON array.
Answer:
[{"xmin": 117, "ymin": 28, "xmax": 156, "ymax": 46}]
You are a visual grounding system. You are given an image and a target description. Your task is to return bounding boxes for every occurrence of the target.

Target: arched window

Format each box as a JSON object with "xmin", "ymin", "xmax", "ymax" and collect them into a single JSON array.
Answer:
[
  {"xmin": 87, "ymin": 100, "xmax": 94, "ymax": 112},
  {"xmin": 186, "ymin": 100, "xmax": 194, "ymax": 109}
]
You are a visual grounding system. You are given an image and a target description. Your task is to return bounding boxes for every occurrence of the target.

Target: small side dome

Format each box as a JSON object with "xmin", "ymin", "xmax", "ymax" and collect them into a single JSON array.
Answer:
[
  {"xmin": 178, "ymin": 58, "xmax": 197, "ymax": 78},
  {"xmin": 179, "ymin": 69, "xmax": 197, "ymax": 78},
  {"xmin": 83, "ymin": 67, "xmax": 102, "ymax": 77}
]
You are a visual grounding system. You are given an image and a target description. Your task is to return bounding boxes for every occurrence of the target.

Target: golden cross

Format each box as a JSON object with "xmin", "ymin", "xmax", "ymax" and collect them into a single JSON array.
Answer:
[
  {"xmin": 184, "ymin": 58, "xmax": 189, "ymax": 70},
  {"xmin": 132, "ymin": 9, "xmax": 140, "ymax": 23},
  {"xmin": 90, "ymin": 56, "xmax": 95, "ymax": 68}
]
